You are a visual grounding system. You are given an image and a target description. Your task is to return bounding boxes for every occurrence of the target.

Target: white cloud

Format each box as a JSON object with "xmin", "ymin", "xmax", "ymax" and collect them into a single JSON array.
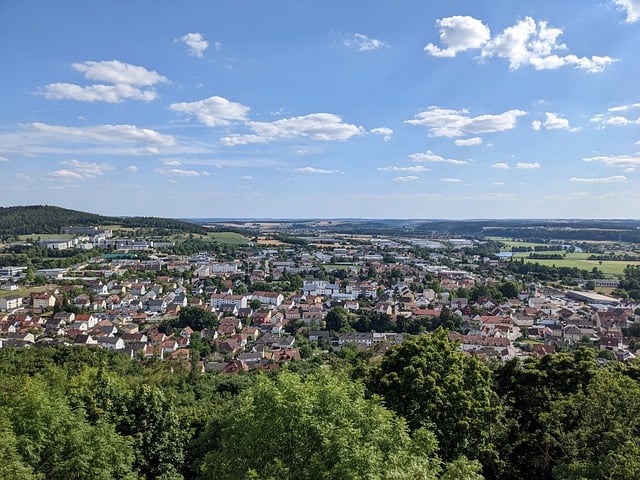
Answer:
[
  {"xmin": 615, "ymin": 0, "xmax": 640, "ymax": 23},
  {"xmin": 606, "ymin": 116, "xmax": 638, "ymax": 125},
  {"xmin": 393, "ymin": 176, "xmax": 420, "ymax": 182},
  {"xmin": 583, "ymin": 155, "xmax": 640, "ymax": 168},
  {"xmin": 378, "ymin": 165, "xmax": 430, "ymax": 173},
  {"xmin": 40, "ymin": 83, "xmax": 158, "ymax": 103},
  {"xmin": 516, "ymin": 162, "xmax": 541, "ymax": 169},
  {"xmin": 156, "ymin": 168, "xmax": 202, "ymax": 177},
  {"xmin": 179, "ymin": 32, "xmax": 209, "ymax": 57},
  {"xmin": 406, "ymin": 106, "xmax": 526, "ymax": 137},
  {"xmin": 569, "ymin": 175, "xmax": 627, "ymax": 183},
  {"xmin": 169, "ymin": 96, "xmax": 250, "ymax": 127},
  {"xmin": 491, "ymin": 181, "xmax": 506, "ymax": 187},
  {"xmin": 342, "ymin": 33, "xmax": 389, "ymax": 51},
  {"xmin": 126, "ymin": 165, "xmax": 139, "ymax": 173},
  {"xmin": 221, "ymin": 113, "xmax": 364, "ymax": 146},
  {"xmin": 241, "ymin": 175, "xmax": 253, "ymax": 180},
  {"xmin": 72, "ymin": 60, "xmax": 168, "ymax": 86},
  {"xmin": 408, "ymin": 150, "xmax": 468, "ymax": 165},
  {"xmin": 62, "ymin": 159, "xmax": 115, "ymax": 176},
  {"xmin": 130, "ymin": 147, "xmax": 160, "ymax": 156},
  {"xmin": 442, "ymin": 177, "xmax": 462, "ymax": 183},
  {"xmin": 532, "ymin": 112, "xmax": 572, "ymax": 130},
  {"xmin": 47, "ymin": 169, "xmax": 83, "ymax": 179},
  {"xmin": 424, "ymin": 16, "xmax": 490, "ymax": 57},
  {"xmin": 0, "ymin": 156, "xmax": 8, "ymax": 162},
  {"xmin": 426, "ymin": 15, "xmax": 615, "ymax": 73},
  {"xmin": 590, "ymin": 105, "xmax": 640, "ymax": 126},
  {"xmin": 492, "ymin": 162, "xmax": 509, "ymax": 169},
  {"xmin": 294, "ymin": 166, "xmax": 338, "ymax": 174},
  {"xmin": 370, "ymin": 127, "xmax": 393, "ymax": 141},
  {"xmin": 163, "ymin": 160, "xmax": 182, "ymax": 166},
  {"xmin": 608, "ymin": 102, "xmax": 640, "ymax": 112},
  {"xmin": 48, "ymin": 159, "xmax": 115, "ymax": 180},
  {"xmin": 482, "ymin": 17, "xmax": 616, "ymax": 72},
  {"xmin": 454, "ymin": 137, "xmax": 483, "ymax": 146},
  {"xmin": 39, "ymin": 60, "xmax": 168, "ymax": 103},
  {"xmin": 28, "ymin": 122, "xmax": 176, "ymax": 146}
]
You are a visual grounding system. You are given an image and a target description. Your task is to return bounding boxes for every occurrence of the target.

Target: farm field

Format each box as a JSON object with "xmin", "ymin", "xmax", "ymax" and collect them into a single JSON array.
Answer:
[
  {"xmin": 510, "ymin": 253, "xmax": 640, "ymax": 276},
  {"xmin": 18, "ymin": 234, "xmax": 74, "ymax": 241},
  {"xmin": 207, "ymin": 232, "xmax": 252, "ymax": 245}
]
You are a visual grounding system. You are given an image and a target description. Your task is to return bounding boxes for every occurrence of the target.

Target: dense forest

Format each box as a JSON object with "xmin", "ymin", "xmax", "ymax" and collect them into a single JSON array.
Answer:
[
  {"xmin": 0, "ymin": 206, "xmax": 206, "ymax": 236},
  {"xmin": 2, "ymin": 330, "xmax": 640, "ymax": 480}
]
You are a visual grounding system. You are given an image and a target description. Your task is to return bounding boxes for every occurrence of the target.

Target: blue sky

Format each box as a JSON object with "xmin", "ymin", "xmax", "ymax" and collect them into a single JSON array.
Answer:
[{"xmin": 1, "ymin": 0, "xmax": 640, "ymax": 219}]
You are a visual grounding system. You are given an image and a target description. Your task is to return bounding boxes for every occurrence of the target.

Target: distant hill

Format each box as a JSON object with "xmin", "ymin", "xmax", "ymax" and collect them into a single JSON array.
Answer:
[{"xmin": 0, "ymin": 205, "xmax": 207, "ymax": 236}]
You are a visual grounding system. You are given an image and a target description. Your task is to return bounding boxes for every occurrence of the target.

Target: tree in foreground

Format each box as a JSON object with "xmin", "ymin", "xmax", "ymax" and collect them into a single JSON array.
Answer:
[
  {"xmin": 198, "ymin": 369, "xmax": 483, "ymax": 480},
  {"xmin": 367, "ymin": 328, "xmax": 502, "ymax": 467}
]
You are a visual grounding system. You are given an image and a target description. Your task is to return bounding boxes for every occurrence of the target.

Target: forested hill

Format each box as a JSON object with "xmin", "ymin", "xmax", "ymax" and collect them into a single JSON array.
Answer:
[{"xmin": 0, "ymin": 205, "xmax": 206, "ymax": 236}]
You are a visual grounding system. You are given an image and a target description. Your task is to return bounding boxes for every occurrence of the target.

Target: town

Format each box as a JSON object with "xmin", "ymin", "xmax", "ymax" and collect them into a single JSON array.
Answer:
[{"xmin": 2, "ymin": 219, "xmax": 639, "ymax": 372}]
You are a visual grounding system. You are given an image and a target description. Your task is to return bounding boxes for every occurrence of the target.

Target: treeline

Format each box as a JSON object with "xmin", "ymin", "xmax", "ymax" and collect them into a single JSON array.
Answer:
[
  {"xmin": 0, "ymin": 205, "xmax": 206, "ymax": 236},
  {"xmin": 2, "ymin": 332, "xmax": 640, "ymax": 479}
]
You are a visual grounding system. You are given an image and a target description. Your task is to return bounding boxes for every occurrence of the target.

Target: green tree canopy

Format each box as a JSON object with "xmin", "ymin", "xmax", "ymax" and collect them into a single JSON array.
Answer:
[
  {"xmin": 198, "ymin": 370, "xmax": 463, "ymax": 480},
  {"xmin": 367, "ymin": 329, "xmax": 502, "ymax": 465}
]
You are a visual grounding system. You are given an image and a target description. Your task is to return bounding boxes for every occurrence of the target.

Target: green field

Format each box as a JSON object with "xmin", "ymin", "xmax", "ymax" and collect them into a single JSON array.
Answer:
[
  {"xmin": 511, "ymin": 253, "xmax": 639, "ymax": 276},
  {"xmin": 207, "ymin": 232, "xmax": 252, "ymax": 245},
  {"xmin": 166, "ymin": 231, "xmax": 252, "ymax": 245}
]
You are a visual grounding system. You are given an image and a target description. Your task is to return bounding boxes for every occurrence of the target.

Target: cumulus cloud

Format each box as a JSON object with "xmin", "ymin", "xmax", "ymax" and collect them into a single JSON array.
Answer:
[
  {"xmin": 532, "ymin": 112, "xmax": 574, "ymax": 131},
  {"xmin": 221, "ymin": 113, "xmax": 364, "ymax": 146},
  {"xmin": 615, "ymin": 0, "xmax": 640, "ymax": 23},
  {"xmin": 424, "ymin": 16, "xmax": 491, "ymax": 57},
  {"xmin": 72, "ymin": 60, "xmax": 167, "ymax": 86},
  {"xmin": 425, "ymin": 15, "xmax": 615, "ymax": 72},
  {"xmin": 41, "ymin": 83, "xmax": 158, "ymax": 103},
  {"xmin": 583, "ymin": 155, "xmax": 640, "ymax": 168},
  {"xmin": 608, "ymin": 102, "xmax": 640, "ymax": 112},
  {"xmin": 378, "ymin": 165, "xmax": 430, "ymax": 172},
  {"xmin": 442, "ymin": 177, "xmax": 463, "ymax": 183},
  {"xmin": 370, "ymin": 127, "xmax": 393, "ymax": 141},
  {"xmin": 28, "ymin": 122, "xmax": 175, "ymax": 146},
  {"xmin": 39, "ymin": 60, "xmax": 168, "ymax": 103},
  {"xmin": 492, "ymin": 162, "xmax": 509, "ymax": 169},
  {"xmin": 393, "ymin": 176, "xmax": 420, "ymax": 182},
  {"xmin": 516, "ymin": 162, "xmax": 541, "ymax": 169},
  {"xmin": 179, "ymin": 32, "xmax": 209, "ymax": 57},
  {"xmin": 409, "ymin": 150, "xmax": 469, "ymax": 165},
  {"xmin": 126, "ymin": 165, "xmax": 139, "ymax": 173},
  {"xmin": 294, "ymin": 166, "xmax": 338, "ymax": 174},
  {"xmin": 48, "ymin": 159, "xmax": 115, "ymax": 180},
  {"xmin": 590, "ymin": 105, "xmax": 640, "ymax": 126},
  {"xmin": 169, "ymin": 96, "xmax": 250, "ymax": 126},
  {"xmin": 569, "ymin": 175, "xmax": 627, "ymax": 183},
  {"xmin": 342, "ymin": 32, "xmax": 389, "ymax": 51},
  {"xmin": 156, "ymin": 168, "xmax": 203, "ymax": 177},
  {"xmin": 454, "ymin": 137, "xmax": 483, "ymax": 146},
  {"xmin": 47, "ymin": 169, "xmax": 83, "ymax": 180},
  {"xmin": 406, "ymin": 106, "xmax": 526, "ymax": 137}
]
